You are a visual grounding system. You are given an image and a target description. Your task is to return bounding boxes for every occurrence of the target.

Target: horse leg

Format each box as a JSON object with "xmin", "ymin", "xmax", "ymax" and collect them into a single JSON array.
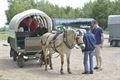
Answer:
[
  {"xmin": 66, "ymin": 53, "xmax": 72, "ymax": 74},
  {"xmin": 45, "ymin": 55, "xmax": 48, "ymax": 71},
  {"xmin": 49, "ymin": 54, "xmax": 53, "ymax": 70},
  {"xmin": 39, "ymin": 51, "xmax": 45, "ymax": 67},
  {"xmin": 60, "ymin": 54, "xmax": 64, "ymax": 75},
  {"xmin": 44, "ymin": 49, "xmax": 48, "ymax": 71}
]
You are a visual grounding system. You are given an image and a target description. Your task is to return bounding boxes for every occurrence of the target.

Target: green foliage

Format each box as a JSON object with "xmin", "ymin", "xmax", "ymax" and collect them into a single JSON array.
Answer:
[
  {"xmin": 0, "ymin": 32, "xmax": 8, "ymax": 40},
  {"xmin": 5, "ymin": 0, "xmax": 120, "ymax": 30},
  {"xmin": 6, "ymin": 0, "xmax": 37, "ymax": 24},
  {"xmin": 0, "ymin": 27, "xmax": 8, "ymax": 40},
  {"xmin": 0, "ymin": 26, "xmax": 9, "ymax": 32},
  {"xmin": 81, "ymin": 0, "xmax": 120, "ymax": 29},
  {"xmin": 5, "ymin": 0, "xmax": 80, "ymax": 24},
  {"xmin": 81, "ymin": 1, "xmax": 95, "ymax": 18},
  {"xmin": 91, "ymin": 0, "xmax": 111, "ymax": 29}
]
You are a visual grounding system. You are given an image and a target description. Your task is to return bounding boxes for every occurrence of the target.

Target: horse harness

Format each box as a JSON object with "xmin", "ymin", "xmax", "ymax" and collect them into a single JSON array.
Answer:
[
  {"xmin": 41, "ymin": 34, "xmax": 51, "ymax": 46},
  {"xmin": 49, "ymin": 32, "xmax": 62, "ymax": 53},
  {"xmin": 41, "ymin": 32, "xmax": 63, "ymax": 53},
  {"xmin": 41, "ymin": 30, "xmax": 76, "ymax": 53}
]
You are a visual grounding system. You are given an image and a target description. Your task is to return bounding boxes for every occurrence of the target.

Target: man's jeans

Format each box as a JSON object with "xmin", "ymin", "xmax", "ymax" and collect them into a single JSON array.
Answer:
[{"xmin": 84, "ymin": 51, "xmax": 94, "ymax": 72}]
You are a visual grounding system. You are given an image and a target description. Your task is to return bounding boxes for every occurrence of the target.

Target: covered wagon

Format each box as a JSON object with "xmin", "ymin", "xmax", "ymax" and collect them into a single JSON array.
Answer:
[{"xmin": 8, "ymin": 9, "xmax": 52, "ymax": 67}]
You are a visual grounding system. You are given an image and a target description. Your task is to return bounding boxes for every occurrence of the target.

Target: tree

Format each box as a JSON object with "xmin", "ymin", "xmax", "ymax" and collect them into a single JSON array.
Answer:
[
  {"xmin": 81, "ymin": 1, "xmax": 95, "ymax": 18},
  {"xmin": 6, "ymin": 0, "xmax": 36, "ymax": 23},
  {"xmin": 111, "ymin": 0, "xmax": 120, "ymax": 15},
  {"xmin": 91, "ymin": 0, "xmax": 112, "ymax": 29},
  {"xmin": 5, "ymin": 0, "xmax": 81, "ymax": 24}
]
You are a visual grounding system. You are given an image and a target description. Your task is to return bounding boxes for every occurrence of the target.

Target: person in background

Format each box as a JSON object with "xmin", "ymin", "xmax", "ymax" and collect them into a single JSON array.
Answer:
[
  {"xmin": 82, "ymin": 27, "xmax": 96, "ymax": 74},
  {"xmin": 31, "ymin": 22, "xmax": 48, "ymax": 37},
  {"xmin": 19, "ymin": 17, "xmax": 30, "ymax": 31},
  {"xmin": 29, "ymin": 16, "xmax": 38, "ymax": 32},
  {"xmin": 19, "ymin": 16, "xmax": 38, "ymax": 32},
  {"xmin": 91, "ymin": 20, "xmax": 104, "ymax": 70}
]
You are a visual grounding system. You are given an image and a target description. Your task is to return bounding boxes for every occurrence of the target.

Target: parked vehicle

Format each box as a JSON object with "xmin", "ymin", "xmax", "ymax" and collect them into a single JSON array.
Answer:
[
  {"xmin": 8, "ymin": 9, "xmax": 52, "ymax": 67},
  {"xmin": 52, "ymin": 18, "xmax": 94, "ymax": 35},
  {"xmin": 108, "ymin": 15, "xmax": 120, "ymax": 47}
]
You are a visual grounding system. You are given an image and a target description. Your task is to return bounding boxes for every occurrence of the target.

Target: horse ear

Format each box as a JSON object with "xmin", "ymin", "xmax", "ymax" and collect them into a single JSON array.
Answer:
[
  {"xmin": 63, "ymin": 27, "xmax": 66, "ymax": 31},
  {"xmin": 76, "ymin": 30, "xmax": 82, "ymax": 36},
  {"xmin": 63, "ymin": 26, "xmax": 68, "ymax": 32}
]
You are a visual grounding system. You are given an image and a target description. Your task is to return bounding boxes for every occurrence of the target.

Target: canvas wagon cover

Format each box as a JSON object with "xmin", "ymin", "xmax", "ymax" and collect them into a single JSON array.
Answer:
[{"xmin": 9, "ymin": 9, "xmax": 52, "ymax": 32}]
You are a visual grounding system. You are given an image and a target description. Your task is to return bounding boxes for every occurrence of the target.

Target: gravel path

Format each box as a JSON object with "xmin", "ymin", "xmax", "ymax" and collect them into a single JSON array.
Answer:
[{"xmin": 0, "ymin": 38, "xmax": 120, "ymax": 80}]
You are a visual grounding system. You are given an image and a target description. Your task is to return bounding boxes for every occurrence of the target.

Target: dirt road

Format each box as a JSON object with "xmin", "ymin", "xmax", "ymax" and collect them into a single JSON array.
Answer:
[{"xmin": 0, "ymin": 38, "xmax": 120, "ymax": 80}]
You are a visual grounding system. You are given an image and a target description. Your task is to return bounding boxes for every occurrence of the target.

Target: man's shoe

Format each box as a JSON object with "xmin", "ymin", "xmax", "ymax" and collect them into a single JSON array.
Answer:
[
  {"xmin": 94, "ymin": 66, "xmax": 99, "ymax": 69},
  {"xmin": 82, "ymin": 72, "xmax": 89, "ymax": 74},
  {"xmin": 90, "ymin": 71, "xmax": 93, "ymax": 74}
]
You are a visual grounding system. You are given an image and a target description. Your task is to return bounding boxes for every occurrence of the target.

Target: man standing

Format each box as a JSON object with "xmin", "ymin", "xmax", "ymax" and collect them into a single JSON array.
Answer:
[
  {"xmin": 82, "ymin": 27, "xmax": 96, "ymax": 74},
  {"xmin": 91, "ymin": 20, "xmax": 104, "ymax": 70}
]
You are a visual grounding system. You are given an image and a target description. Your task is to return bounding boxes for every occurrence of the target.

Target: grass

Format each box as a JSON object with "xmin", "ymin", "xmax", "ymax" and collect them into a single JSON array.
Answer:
[{"xmin": 0, "ymin": 32, "xmax": 8, "ymax": 40}]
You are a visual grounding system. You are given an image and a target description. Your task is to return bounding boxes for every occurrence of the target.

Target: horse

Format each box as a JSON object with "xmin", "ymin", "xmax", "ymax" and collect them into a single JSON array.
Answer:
[{"xmin": 40, "ymin": 28, "xmax": 85, "ymax": 74}]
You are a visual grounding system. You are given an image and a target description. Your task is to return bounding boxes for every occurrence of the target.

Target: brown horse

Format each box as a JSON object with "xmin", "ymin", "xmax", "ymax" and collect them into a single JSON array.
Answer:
[{"xmin": 40, "ymin": 28, "xmax": 84, "ymax": 74}]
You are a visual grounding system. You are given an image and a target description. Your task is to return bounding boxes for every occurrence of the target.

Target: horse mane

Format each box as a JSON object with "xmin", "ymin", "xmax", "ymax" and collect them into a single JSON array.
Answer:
[{"xmin": 63, "ymin": 28, "xmax": 76, "ymax": 48}]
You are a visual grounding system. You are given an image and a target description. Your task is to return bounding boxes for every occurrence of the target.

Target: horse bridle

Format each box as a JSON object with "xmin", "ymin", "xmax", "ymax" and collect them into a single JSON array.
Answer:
[
  {"xmin": 76, "ymin": 36, "xmax": 84, "ymax": 46},
  {"xmin": 75, "ymin": 30, "xmax": 84, "ymax": 46}
]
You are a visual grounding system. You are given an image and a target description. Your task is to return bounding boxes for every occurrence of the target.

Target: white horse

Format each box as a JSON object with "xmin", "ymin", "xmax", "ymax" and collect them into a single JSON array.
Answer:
[{"xmin": 40, "ymin": 28, "xmax": 84, "ymax": 74}]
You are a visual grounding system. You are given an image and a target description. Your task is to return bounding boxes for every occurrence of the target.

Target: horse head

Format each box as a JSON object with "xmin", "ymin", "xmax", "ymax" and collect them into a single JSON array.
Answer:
[{"xmin": 76, "ymin": 30, "xmax": 85, "ymax": 50}]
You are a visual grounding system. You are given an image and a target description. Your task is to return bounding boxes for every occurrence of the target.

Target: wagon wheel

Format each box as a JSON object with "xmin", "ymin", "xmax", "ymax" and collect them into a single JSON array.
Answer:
[
  {"xmin": 10, "ymin": 48, "xmax": 18, "ymax": 61},
  {"xmin": 13, "ymin": 51, "xmax": 18, "ymax": 61},
  {"xmin": 17, "ymin": 53, "xmax": 24, "ymax": 68},
  {"xmin": 10, "ymin": 48, "xmax": 14, "ymax": 57}
]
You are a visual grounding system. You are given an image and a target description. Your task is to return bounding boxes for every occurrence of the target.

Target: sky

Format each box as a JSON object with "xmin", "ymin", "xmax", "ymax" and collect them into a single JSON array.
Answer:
[
  {"xmin": 0, "ymin": 0, "xmax": 94, "ymax": 28},
  {"xmin": 0, "ymin": 0, "xmax": 8, "ymax": 28},
  {"xmin": 46, "ymin": 0, "xmax": 94, "ymax": 8}
]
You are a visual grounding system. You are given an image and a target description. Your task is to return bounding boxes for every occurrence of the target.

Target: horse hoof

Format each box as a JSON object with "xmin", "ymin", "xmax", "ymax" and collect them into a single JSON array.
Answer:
[
  {"xmin": 45, "ymin": 69, "xmax": 47, "ymax": 71},
  {"xmin": 50, "ymin": 67, "xmax": 53, "ymax": 70},
  {"xmin": 68, "ymin": 72, "xmax": 72, "ymax": 74},
  {"xmin": 60, "ymin": 72, "xmax": 64, "ymax": 75}
]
